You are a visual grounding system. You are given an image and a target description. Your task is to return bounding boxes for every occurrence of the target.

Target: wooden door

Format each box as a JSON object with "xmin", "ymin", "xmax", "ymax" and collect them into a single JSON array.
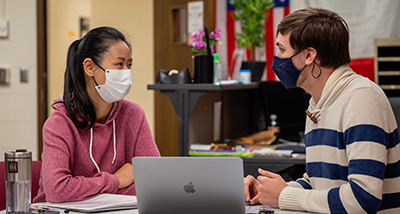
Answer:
[{"xmin": 154, "ymin": 0, "xmax": 214, "ymax": 156}]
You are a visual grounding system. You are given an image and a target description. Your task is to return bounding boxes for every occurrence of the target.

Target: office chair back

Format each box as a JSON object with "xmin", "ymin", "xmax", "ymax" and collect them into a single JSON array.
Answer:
[
  {"xmin": 388, "ymin": 97, "xmax": 400, "ymax": 134},
  {"xmin": 259, "ymin": 81, "xmax": 310, "ymax": 142},
  {"xmin": 0, "ymin": 161, "xmax": 42, "ymax": 210}
]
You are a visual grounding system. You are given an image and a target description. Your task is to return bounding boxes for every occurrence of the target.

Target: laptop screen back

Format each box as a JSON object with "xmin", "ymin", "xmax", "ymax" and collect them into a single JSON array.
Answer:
[{"xmin": 132, "ymin": 157, "xmax": 246, "ymax": 214}]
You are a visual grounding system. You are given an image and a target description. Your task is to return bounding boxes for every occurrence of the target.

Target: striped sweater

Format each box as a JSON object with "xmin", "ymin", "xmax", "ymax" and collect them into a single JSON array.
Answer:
[{"xmin": 278, "ymin": 65, "xmax": 400, "ymax": 213}]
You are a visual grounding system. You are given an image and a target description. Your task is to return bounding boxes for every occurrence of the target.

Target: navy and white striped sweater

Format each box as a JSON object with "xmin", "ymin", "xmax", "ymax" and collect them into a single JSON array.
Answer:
[{"xmin": 279, "ymin": 65, "xmax": 400, "ymax": 213}]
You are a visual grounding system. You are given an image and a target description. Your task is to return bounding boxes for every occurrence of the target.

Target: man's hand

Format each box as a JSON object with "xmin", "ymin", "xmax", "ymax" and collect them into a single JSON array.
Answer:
[
  {"xmin": 114, "ymin": 163, "xmax": 134, "ymax": 189},
  {"xmin": 244, "ymin": 174, "xmax": 260, "ymax": 205},
  {"xmin": 253, "ymin": 168, "xmax": 288, "ymax": 208}
]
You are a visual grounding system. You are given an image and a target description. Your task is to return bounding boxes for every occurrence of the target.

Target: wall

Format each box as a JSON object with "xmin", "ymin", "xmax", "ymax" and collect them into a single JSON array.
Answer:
[
  {"xmin": 91, "ymin": 0, "xmax": 155, "ymax": 133},
  {"xmin": 0, "ymin": 0, "xmax": 38, "ymax": 160},
  {"xmin": 47, "ymin": 0, "xmax": 92, "ymax": 112},
  {"xmin": 0, "ymin": 0, "xmax": 156, "ymax": 161},
  {"xmin": 47, "ymin": 0, "xmax": 155, "ymax": 134}
]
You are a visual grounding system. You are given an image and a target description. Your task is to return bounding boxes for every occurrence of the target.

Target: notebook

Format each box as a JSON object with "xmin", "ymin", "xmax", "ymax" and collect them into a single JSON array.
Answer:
[
  {"xmin": 132, "ymin": 157, "xmax": 246, "ymax": 214},
  {"xmin": 33, "ymin": 193, "xmax": 137, "ymax": 212}
]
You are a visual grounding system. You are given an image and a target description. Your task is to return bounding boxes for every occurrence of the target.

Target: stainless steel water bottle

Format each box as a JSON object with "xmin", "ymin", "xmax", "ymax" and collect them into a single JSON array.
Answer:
[{"xmin": 5, "ymin": 149, "xmax": 32, "ymax": 214}]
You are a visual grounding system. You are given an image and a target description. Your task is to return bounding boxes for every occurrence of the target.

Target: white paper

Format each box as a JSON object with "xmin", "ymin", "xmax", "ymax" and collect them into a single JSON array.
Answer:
[
  {"xmin": 33, "ymin": 194, "xmax": 137, "ymax": 212},
  {"xmin": 187, "ymin": 1, "xmax": 204, "ymax": 34}
]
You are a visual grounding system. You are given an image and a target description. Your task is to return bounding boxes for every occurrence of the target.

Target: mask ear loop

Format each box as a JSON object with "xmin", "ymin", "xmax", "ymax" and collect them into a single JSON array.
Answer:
[
  {"xmin": 311, "ymin": 61, "xmax": 322, "ymax": 79},
  {"xmin": 92, "ymin": 76, "xmax": 99, "ymax": 86},
  {"xmin": 91, "ymin": 59, "xmax": 106, "ymax": 86}
]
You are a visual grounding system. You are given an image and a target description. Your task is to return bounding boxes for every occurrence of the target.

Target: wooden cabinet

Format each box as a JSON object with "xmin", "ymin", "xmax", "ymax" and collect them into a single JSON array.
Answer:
[{"xmin": 374, "ymin": 38, "xmax": 400, "ymax": 97}]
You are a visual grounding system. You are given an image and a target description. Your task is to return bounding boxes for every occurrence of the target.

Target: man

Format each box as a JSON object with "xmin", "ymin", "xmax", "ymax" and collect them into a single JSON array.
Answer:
[{"xmin": 244, "ymin": 8, "xmax": 400, "ymax": 213}]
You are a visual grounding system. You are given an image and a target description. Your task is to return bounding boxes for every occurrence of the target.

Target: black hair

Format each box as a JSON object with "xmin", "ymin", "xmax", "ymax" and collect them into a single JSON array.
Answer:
[{"xmin": 63, "ymin": 26, "xmax": 130, "ymax": 130}]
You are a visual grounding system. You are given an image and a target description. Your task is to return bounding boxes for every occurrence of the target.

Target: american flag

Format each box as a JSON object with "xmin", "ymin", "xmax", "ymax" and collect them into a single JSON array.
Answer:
[
  {"xmin": 215, "ymin": 0, "xmax": 400, "ymax": 82},
  {"xmin": 215, "ymin": 0, "xmax": 289, "ymax": 81}
]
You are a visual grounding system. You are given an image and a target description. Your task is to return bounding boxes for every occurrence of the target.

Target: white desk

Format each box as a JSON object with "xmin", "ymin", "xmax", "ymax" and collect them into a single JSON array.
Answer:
[{"xmin": 1, "ymin": 205, "xmax": 309, "ymax": 214}]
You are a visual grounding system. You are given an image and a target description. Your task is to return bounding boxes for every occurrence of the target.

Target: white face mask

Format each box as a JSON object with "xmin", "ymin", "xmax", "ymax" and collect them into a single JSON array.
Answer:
[{"xmin": 92, "ymin": 62, "xmax": 132, "ymax": 103}]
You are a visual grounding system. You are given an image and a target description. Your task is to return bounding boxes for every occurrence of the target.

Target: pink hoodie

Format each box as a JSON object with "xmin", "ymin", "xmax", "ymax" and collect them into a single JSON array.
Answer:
[{"xmin": 34, "ymin": 96, "xmax": 160, "ymax": 203}]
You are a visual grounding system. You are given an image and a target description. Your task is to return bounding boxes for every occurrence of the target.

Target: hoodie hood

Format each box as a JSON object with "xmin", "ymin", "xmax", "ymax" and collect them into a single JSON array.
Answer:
[{"xmin": 52, "ymin": 94, "xmax": 122, "ymax": 127}]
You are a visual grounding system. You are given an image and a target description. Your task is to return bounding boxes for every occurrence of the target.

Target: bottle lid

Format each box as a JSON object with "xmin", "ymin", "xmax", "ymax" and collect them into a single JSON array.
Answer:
[
  {"xmin": 213, "ymin": 53, "xmax": 219, "ymax": 61},
  {"xmin": 5, "ymin": 149, "xmax": 32, "ymax": 181},
  {"xmin": 5, "ymin": 149, "xmax": 32, "ymax": 159},
  {"xmin": 240, "ymin": 69, "xmax": 251, "ymax": 73}
]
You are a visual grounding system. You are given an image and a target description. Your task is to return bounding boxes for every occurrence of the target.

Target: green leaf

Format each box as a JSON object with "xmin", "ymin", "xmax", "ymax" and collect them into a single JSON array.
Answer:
[{"xmin": 230, "ymin": 0, "xmax": 274, "ymax": 51}]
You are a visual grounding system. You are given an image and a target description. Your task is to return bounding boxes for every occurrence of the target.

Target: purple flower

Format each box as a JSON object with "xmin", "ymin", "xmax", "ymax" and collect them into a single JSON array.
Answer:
[
  {"xmin": 210, "ymin": 29, "xmax": 222, "ymax": 40},
  {"xmin": 189, "ymin": 28, "xmax": 222, "ymax": 55},
  {"xmin": 193, "ymin": 40, "xmax": 206, "ymax": 49}
]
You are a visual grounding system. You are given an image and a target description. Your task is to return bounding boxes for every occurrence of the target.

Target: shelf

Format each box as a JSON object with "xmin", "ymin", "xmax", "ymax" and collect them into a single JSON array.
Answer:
[
  {"xmin": 376, "ymin": 38, "xmax": 400, "ymax": 46},
  {"xmin": 380, "ymin": 85, "xmax": 400, "ymax": 90},
  {"xmin": 378, "ymin": 71, "xmax": 400, "ymax": 76},
  {"xmin": 374, "ymin": 38, "xmax": 400, "ymax": 96},
  {"xmin": 378, "ymin": 57, "xmax": 400, "ymax": 62},
  {"xmin": 148, "ymin": 83, "xmax": 259, "ymax": 91}
]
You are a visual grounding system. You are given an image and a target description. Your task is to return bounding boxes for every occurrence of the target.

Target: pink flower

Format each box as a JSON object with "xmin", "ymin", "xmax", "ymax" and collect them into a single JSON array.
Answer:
[
  {"xmin": 193, "ymin": 40, "xmax": 206, "ymax": 49},
  {"xmin": 210, "ymin": 29, "xmax": 221, "ymax": 40},
  {"xmin": 189, "ymin": 28, "xmax": 222, "ymax": 55}
]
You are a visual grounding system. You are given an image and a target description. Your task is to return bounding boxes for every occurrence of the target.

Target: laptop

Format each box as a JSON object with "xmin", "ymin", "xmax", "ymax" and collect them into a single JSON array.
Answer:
[{"xmin": 132, "ymin": 157, "xmax": 246, "ymax": 214}]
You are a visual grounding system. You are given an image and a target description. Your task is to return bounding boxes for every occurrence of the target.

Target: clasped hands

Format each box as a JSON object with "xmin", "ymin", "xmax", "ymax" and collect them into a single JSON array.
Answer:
[{"xmin": 244, "ymin": 168, "xmax": 288, "ymax": 208}]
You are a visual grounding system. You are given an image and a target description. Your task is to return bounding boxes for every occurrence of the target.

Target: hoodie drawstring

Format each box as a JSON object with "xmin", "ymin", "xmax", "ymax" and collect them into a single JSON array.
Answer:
[
  {"xmin": 112, "ymin": 119, "xmax": 116, "ymax": 165},
  {"xmin": 89, "ymin": 128, "xmax": 100, "ymax": 173},
  {"xmin": 89, "ymin": 119, "xmax": 117, "ymax": 173}
]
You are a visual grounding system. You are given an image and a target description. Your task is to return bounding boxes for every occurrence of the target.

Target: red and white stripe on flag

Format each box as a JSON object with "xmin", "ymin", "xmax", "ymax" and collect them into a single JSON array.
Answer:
[
  {"xmin": 215, "ymin": 0, "xmax": 289, "ymax": 81},
  {"xmin": 217, "ymin": 0, "xmax": 400, "ymax": 82},
  {"xmin": 290, "ymin": 0, "xmax": 400, "ymax": 81}
]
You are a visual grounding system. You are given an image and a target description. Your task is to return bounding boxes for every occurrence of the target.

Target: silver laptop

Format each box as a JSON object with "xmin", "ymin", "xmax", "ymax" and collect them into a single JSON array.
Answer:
[{"xmin": 132, "ymin": 157, "xmax": 246, "ymax": 214}]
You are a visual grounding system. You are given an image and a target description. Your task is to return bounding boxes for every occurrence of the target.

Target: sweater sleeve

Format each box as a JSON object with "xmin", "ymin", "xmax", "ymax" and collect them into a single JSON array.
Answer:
[
  {"xmin": 40, "ymin": 114, "xmax": 120, "ymax": 203},
  {"xmin": 279, "ymin": 86, "xmax": 398, "ymax": 213},
  {"xmin": 132, "ymin": 111, "xmax": 160, "ymax": 157},
  {"xmin": 114, "ymin": 105, "xmax": 160, "ymax": 195},
  {"xmin": 288, "ymin": 172, "xmax": 313, "ymax": 189}
]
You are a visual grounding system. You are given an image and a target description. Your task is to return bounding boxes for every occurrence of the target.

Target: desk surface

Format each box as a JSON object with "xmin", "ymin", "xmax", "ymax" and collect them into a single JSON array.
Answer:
[
  {"xmin": 243, "ymin": 155, "xmax": 306, "ymax": 164},
  {"xmin": 1, "ymin": 205, "xmax": 310, "ymax": 214},
  {"xmin": 148, "ymin": 83, "xmax": 259, "ymax": 91}
]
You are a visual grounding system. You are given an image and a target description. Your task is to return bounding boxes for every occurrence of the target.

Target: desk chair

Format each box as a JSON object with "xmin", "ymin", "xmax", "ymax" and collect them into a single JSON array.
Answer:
[
  {"xmin": 259, "ymin": 81, "xmax": 310, "ymax": 142},
  {"xmin": 388, "ymin": 97, "xmax": 400, "ymax": 134},
  {"xmin": 0, "ymin": 161, "xmax": 42, "ymax": 210}
]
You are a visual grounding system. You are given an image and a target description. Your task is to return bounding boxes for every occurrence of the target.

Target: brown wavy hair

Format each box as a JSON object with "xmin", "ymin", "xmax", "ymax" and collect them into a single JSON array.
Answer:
[{"xmin": 277, "ymin": 7, "xmax": 351, "ymax": 69}]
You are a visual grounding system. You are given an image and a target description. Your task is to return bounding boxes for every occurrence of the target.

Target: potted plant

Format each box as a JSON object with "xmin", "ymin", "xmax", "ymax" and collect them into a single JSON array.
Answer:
[{"xmin": 230, "ymin": 0, "xmax": 274, "ymax": 81}]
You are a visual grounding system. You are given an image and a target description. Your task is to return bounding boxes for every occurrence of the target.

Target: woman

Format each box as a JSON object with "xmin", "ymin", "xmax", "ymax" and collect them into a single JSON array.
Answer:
[{"xmin": 34, "ymin": 27, "xmax": 160, "ymax": 203}]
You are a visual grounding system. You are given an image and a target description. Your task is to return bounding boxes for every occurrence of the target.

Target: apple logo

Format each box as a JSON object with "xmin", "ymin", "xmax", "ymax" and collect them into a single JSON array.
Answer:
[{"xmin": 183, "ymin": 182, "xmax": 195, "ymax": 193}]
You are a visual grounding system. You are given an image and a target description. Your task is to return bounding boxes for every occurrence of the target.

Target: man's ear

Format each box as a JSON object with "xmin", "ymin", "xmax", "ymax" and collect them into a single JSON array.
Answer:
[
  {"xmin": 83, "ymin": 58, "xmax": 94, "ymax": 77},
  {"xmin": 305, "ymin": 47, "xmax": 317, "ymax": 65}
]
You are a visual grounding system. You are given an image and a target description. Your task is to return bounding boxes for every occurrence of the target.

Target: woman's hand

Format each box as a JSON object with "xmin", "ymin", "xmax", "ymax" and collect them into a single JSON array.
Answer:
[{"xmin": 114, "ymin": 163, "xmax": 134, "ymax": 189}]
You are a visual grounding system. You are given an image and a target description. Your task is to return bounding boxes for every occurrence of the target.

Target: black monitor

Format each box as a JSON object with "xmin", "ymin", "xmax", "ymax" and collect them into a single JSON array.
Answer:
[{"xmin": 259, "ymin": 81, "xmax": 311, "ymax": 142}]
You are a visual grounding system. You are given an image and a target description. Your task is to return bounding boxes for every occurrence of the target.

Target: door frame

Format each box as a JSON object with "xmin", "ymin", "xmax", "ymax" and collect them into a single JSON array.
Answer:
[{"xmin": 37, "ymin": 0, "xmax": 48, "ymax": 160}]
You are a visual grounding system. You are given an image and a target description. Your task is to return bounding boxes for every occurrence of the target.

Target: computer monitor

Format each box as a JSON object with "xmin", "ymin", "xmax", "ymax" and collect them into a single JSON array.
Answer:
[{"xmin": 259, "ymin": 81, "xmax": 311, "ymax": 142}]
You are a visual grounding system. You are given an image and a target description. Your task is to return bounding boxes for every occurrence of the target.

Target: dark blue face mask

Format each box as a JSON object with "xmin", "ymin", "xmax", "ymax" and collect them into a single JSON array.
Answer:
[{"xmin": 272, "ymin": 51, "xmax": 307, "ymax": 89}]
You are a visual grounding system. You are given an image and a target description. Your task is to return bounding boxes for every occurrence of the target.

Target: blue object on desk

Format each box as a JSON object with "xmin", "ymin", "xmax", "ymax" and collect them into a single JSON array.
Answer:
[{"xmin": 275, "ymin": 145, "xmax": 305, "ymax": 153}]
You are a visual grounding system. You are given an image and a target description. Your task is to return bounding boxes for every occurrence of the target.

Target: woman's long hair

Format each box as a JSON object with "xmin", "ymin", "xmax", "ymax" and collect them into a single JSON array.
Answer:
[{"xmin": 63, "ymin": 27, "xmax": 130, "ymax": 130}]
